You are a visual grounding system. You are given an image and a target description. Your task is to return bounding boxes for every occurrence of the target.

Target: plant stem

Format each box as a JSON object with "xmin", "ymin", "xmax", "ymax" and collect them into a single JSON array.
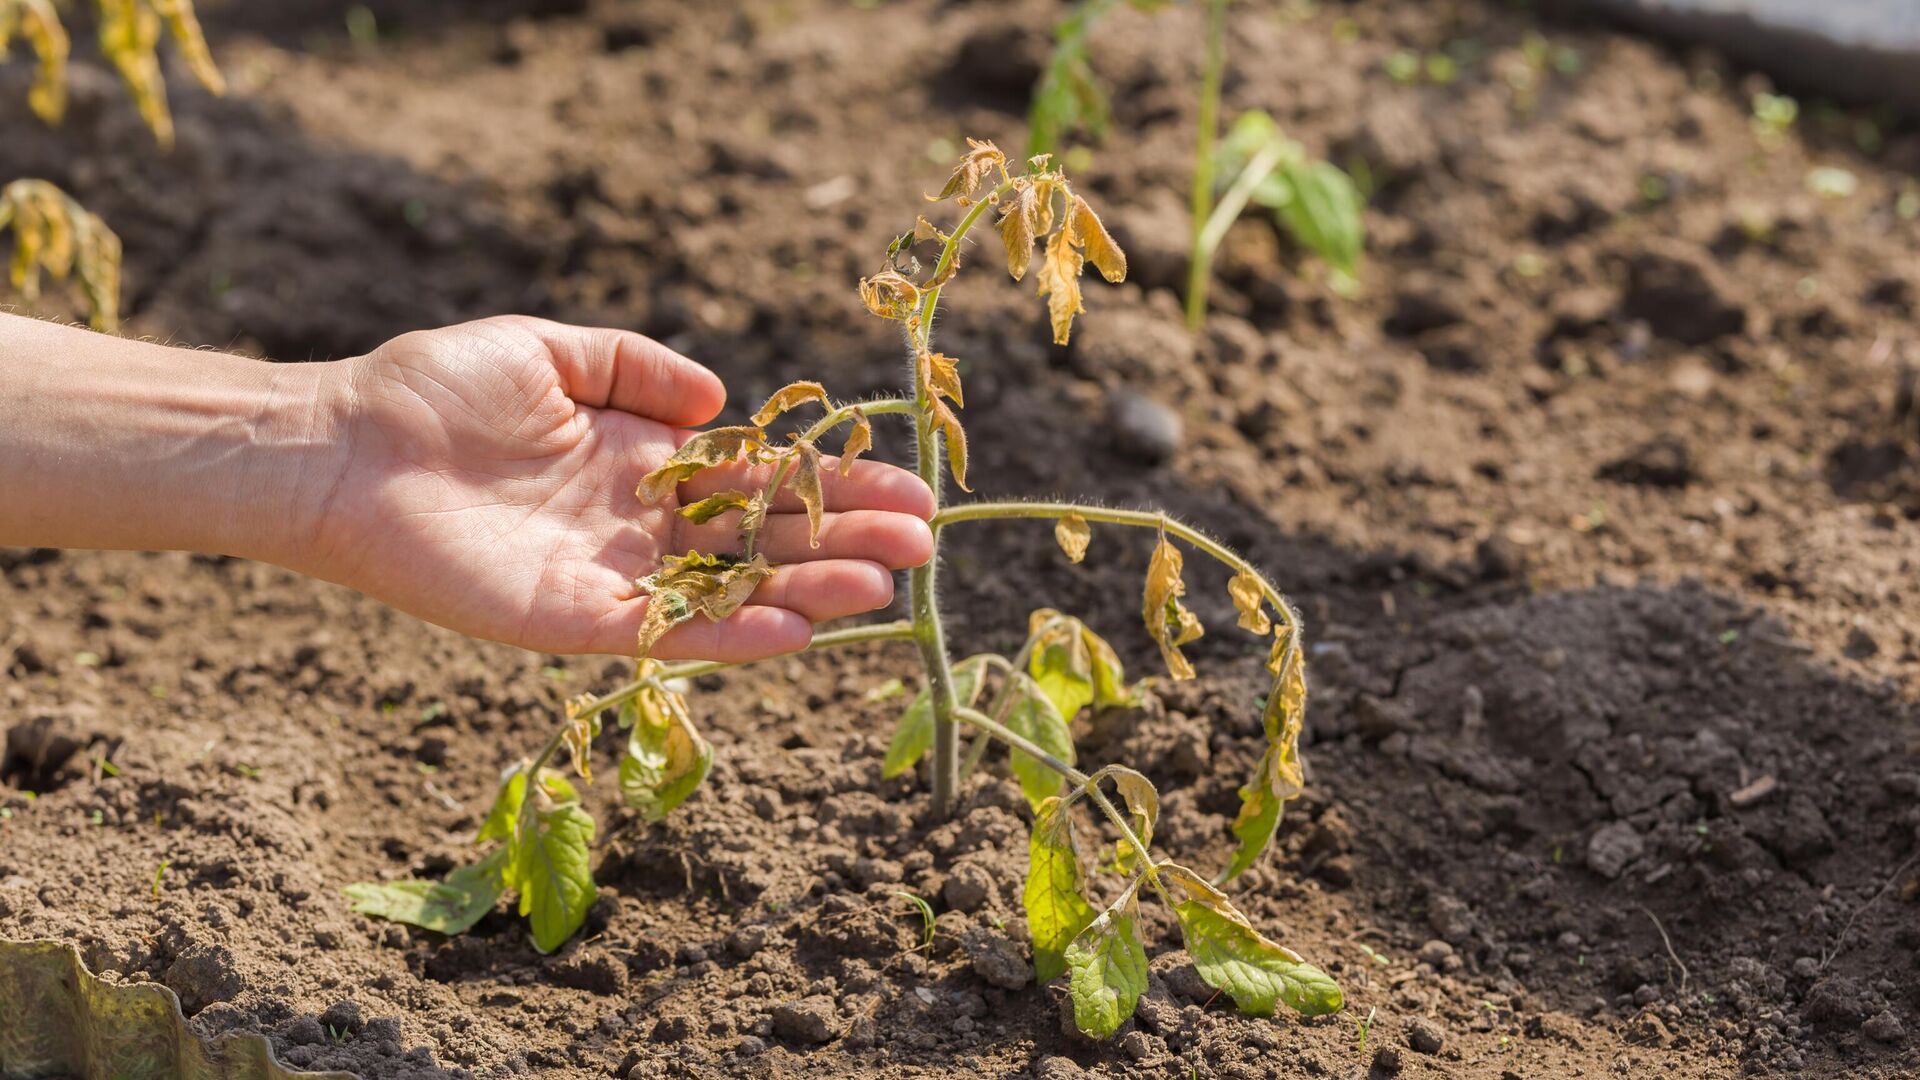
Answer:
[
  {"xmin": 953, "ymin": 706, "xmax": 1170, "ymax": 904},
  {"xmin": 1183, "ymin": 0, "xmax": 1229, "ymax": 331},
  {"xmin": 908, "ymin": 178, "xmax": 1016, "ymax": 819},
  {"xmin": 931, "ymin": 500, "xmax": 1297, "ymax": 627},
  {"xmin": 743, "ymin": 397, "xmax": 917, "ymax": 560}
]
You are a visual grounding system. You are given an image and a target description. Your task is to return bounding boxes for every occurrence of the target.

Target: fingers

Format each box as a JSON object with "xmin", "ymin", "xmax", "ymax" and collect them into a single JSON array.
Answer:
[
  {"xmin": 679, "ymin": 455, "xmax": 936, "ymax": 519},
  {"xmin": 673, "ymin": 509, "xmax": 933, "ymax": 569},
  {"xmin": 743, "ymin": 559, "xmax": 894, "ymax": 620},
  {"xmin": 582, "ymin": 561, "xmax": 897, "ymax": 661},
  {"xmin": 501, "ymin": 316, "xmax": 726, "ymax": 426}
]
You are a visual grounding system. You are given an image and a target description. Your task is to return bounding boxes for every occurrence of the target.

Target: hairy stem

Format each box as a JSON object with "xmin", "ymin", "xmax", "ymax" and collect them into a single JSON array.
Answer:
[
  {"xmin": 932, "ymin": 500, "xmax": 1298, "ymax": 627},
  {"xmin": 1183, "ymin": 0, "xmax": 1229, "ymax": 331},
  {"xmin": 909, "ymin": 179, "xmax": 1016, "ymax": 818}
]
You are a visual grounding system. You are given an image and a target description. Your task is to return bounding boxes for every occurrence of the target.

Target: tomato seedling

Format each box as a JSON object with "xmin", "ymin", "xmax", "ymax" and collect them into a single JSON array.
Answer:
[{"xmin": 348, "ymin": 142, "xmax": 1341, "ymax": 1039}]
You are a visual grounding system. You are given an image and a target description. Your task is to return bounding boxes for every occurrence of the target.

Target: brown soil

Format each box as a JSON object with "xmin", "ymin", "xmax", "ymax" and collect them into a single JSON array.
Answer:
[{"xmin": 5, "ymin": 1, "xmax": 1920, "ymax": 1078}]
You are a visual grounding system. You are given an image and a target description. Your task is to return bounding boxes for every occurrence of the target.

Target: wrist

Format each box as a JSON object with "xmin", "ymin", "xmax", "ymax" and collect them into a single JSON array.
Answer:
[{"xmin": 248, "ymin": 357, "xmax": 359, "ymax": 577}]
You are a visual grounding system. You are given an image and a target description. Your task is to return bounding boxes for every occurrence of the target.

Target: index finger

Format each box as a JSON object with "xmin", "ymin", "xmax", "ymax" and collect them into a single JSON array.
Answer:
[{"xmin": 679, "ymin": 453, "xmax": 935, "ymax": 519}]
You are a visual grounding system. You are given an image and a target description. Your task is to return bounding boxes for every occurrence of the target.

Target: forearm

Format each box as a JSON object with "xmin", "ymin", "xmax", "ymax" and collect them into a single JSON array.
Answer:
[{"xmin": 0, "ymin": 314, "xmax": 348, "ymax": 565}]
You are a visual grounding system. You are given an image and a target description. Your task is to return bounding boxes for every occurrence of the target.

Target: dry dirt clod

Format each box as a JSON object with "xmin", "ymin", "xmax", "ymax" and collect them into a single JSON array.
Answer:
[
  {"xmin": 1405, "ymin": 1016, "xmax": 1446, "ymax": 1055},
  {"xmin": 962, "ymin": 924, "xmax": 1031, "ymax": 991},
  {"xmin": 771, "ymin": 996, "xmax": 838, "ymax": 1045},
  {"xmin": 163, "ymin": 943, "xmax": 244, "ymax": 1015},
  {"xmin": 1586, "ymin": 821, "xmax": 1645, "ymax": 880}
]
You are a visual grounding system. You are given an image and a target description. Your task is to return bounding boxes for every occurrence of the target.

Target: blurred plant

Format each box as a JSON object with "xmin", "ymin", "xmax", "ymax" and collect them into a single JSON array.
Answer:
[
  {"xmin": 1025, "ymin": 0, "xmax": 1168, "ymax": 160},
  {"xmin": 0, "ymin": 179, "xmax": 121, "ymax": 330},
  {"xmin": 1750, "ymin": 92, "xmax": 1797, "ymax": 151},
  {"xmin": 1, "ymin": 0, "xmax": 223, "ymax": 327},
  {"xmin": 1184, "ymin": 0, "xmax": 1363, "ymax": 327},
  {"xmin": 346, "ymin": 143, "xmax": 1342, "ymax": 1040}
]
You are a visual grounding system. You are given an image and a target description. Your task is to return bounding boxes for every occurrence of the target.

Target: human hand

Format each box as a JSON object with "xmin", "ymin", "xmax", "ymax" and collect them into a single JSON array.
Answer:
[{"xmin": 303, "ymin": 316, "xmax": 933, "ymax": 659}]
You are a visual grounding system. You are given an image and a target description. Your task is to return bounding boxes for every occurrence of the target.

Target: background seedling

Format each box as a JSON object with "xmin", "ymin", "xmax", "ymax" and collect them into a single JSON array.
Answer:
[{"xmin": 349, "ymin": 143, "xmax": 1342, "ymax": 1039}]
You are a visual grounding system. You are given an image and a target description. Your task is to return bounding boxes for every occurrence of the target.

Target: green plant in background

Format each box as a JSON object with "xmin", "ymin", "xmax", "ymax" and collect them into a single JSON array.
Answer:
[
  {"xmin": 348, "ymin": 141, "xmax": 1341, "ymax": 1039},
  {"xmin": 1750, "ymin": 92, "xmax": 1797, "ymax": 151},
  {"xmin": 1184, "ymin": 0, "xmax": 1364, "ymax": 327},
  {"xmin": 1, "ymin": 0, "xmax": 226, "ymax": 329},
  {"xmin": 1025, "ymin": 0, "xmax": 1168, "ymax": 161}
]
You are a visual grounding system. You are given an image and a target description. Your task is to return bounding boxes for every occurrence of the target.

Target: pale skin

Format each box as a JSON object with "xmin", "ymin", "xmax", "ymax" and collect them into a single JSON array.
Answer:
[{"xmin": 0, "ymin": 313, "xmax": 935, "ymax": 661}]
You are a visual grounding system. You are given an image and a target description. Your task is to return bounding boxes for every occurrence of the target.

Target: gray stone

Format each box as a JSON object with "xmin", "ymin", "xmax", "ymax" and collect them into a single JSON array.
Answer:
[{"xmin": 1107, "ymin": 389, "xmax": 1183, "ymax": 466}]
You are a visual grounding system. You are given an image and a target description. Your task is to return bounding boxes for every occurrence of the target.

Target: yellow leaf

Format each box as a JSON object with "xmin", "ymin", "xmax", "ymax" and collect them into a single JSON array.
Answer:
[
  {"xmin": 1037, "ymin": 222, "xmax": 1085, "ymax": 345},
  {"xmin": 791, "ymin": 440, "xmax": 825, "ymax": 547},
  {"xmin": 1055, "ymin": 512, "xmax": 1089, "ymax": 563},
  {"xmin": 1072, "ymin": 195, "xmax": 1127, "ymax": 283},
  {"xmin": 1229, "ymin": 569, "xmax": 1271, "ymax": 635},
  {"xmin": 751, "ymin": 381, "xmax": 827, "ymax": 427},
  {"xmin": 98, "ymin": 0, "xmax": 173, "ymax": 146},
  {"xmin": 155, "ymin": 0, "xmax": 225, "ymax": 95},
  {"xmin": 13, "ymin": 0, "xmax": 69, "ymax": 124},
  {"xmin": 559, "ymin": 696, "xmax": 599, "ymax": 784},
  {"xmin": 930, "ymin": 398, "xmax": 970, "ymax": 492},
  {"xmin": 635, "ymin": 426, "xmax": 764, "ymax": 504},
  {"xmin": 675, "ymin": 490, "xmax": 751, "ymax": 525},
  {"xmin": 839, "ymin": 408, "xmax": 871, "ymax": 475},
  {"xmin": 923, "ymin": 351, "xmax": 964, "ymax": 407},
  {"xmin": 931, "ymin": 137, "xmax": 1006, "ymax": 202},
  {"xmin": 858, "ymin": 269, "xmax": 921, "ymax": 321},
  {"xmin": 1142, "ymin": 532, "xmax": 1203, "ymax": 680},
  {"xmin": 996, "ymin": 180, "xmax": 1043, "ymax": 282},
  {"xmin": 739, "ymin": 490, "xmax": 769, "ymax": 543}
]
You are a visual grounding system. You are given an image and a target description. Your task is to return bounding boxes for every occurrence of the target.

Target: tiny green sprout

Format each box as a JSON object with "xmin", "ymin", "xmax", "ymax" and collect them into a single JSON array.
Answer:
[
  {"xmin": 1355, "ymin": 1005, "xmax": 1377, "ymax": 1054},
  {"xmin": 1385, "ymin": 50, "xmax": 1420, "ymax": 83},
  {"xmin": 344, "ymin": 4, "xmax": 378, "ymax": 46},
  {"xmin": 326, "ymin": 1024, "xmax": 347, "ymax": 1044},
  {"xmin": 417, "ymin": 700, "xmax": 448, "ymax": 725},
  {"xmin": 1718, "ymin": 629, "xmax": 1741, "ymax": 646},
  {"xmin": 1551, "ymin": 844, "xmax": 1564, "ymax": 863},
  {"xmin": 541, "ymin": 665, "xmax": 570, "ymax": 682},
  {"xmin": 893, "ymin": 890, "xmax": 936, "ymax": 951},
  {"xmin": 863, "ymin": 677, "xmax": 906, "ymax": 703},
  {"xmin": 1424, "ymin": 53, "xmax": 1457, "ymax": 84},
  {"xmin": 1897, "ymin": 181, "xmax": 1920, "ymax": 221},
  {"xmin": 345, "ymin": 144, "xmax": 1338, "ymax": 1040},
  {"xmin": 231, "ymin": 763, "xmax": 262, "ymax": 780},
  {"xmin": 87, "ymin": 809, "xmax": 104, "ymax": 826},
  {"xmin": 151, "ymin": 858, "xmax": 169, "ymax": 898},
  {"xmin": 1807, "ymin": 167, "xmax": 1857, "ymax": 200},
  {"xmin": 74, "ymin": 650, "xmax": 100, "ymax": 668},
  {"xmin": 1356, "ymin": 941, "xmax": 1390, "ymax": 966},
  {"xmin": 1751, "ymin": 93, "xmax": 1797, "ymax": 150},
  {"xmin": 0, "ymin": 807, "xmax": 11, "ymax": 820},
  {"xmin": 96, "ymin": 756, "xmax": 119, "ymax": 777}
]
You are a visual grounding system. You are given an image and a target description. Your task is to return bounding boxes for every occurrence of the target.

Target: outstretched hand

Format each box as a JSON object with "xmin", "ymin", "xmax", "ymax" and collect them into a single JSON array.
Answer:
[{"xmin": 307, "ymin": 316, "xmax": 933, "ymax": 659}]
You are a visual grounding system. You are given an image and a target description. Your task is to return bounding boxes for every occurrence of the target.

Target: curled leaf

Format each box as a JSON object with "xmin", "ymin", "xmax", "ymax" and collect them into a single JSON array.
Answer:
[
  {"xmin": 883, "ymin": 655, "xmax": 991, "ymax": 777},
  {"xmin": 1222, "ymin": 629, "xmax": 1307, "ymax": 881},
  {"xmin": 930, "ymin": 398, "xmax": 970, "ymax": 491},
  {"xmin": 1025, "ymin": 795, "xmax": 1096, "ymax": 982},
  {"xmin": 1037, "ymin": 217, "xmax": 1086, "ymax": 345},
  {"xmin": 1142, "ymin": 532, "xmax": 1203, "ymax": 680},
  {"xmin": 1054, "ymin": 512, "xmax": 1089, "ymax": 563},
  {"xmin": 931, "ymin": 137, "xmax": 1006, "ymax": 202},
  {"xmin": 791, "ymin": 440, "xmax": 826, "ymax": 547},
  {"xmin": 923, "ymin": 351, "xmax": 965, "ymax": 407},
  {"xmin": 751, "ymin": 381, "xmax": 828, "ymax": 427},
  {"xmin": 1064, "ymin": 880, "xmax": 1148, "ymax": 1038},
  {"xmin": 3, "ymin": 0, "xmax": 68, "ymax": 124},
  {"xmin": 1072, "ymin": 194, "xmax": 1127, "ymax": 283},
  {"xmin": 676, "ymin": 490, "xmax": 751, "ymax": 525},
  {"xmin": 859, "ymin": 269, "xmax": 922, "ymax": 321},
  {"xmin": 0, "ymin": 179, "xmax": 122, "ymax": 331},
  {"xmin": 739, "ymin": 489, "xmax": 770, "ymax": 541},
  {"xmin": 560, "ymin": 696, "xmax": 601, "ymax": 783},
  {"xmin": 839, "ymin": 408, "xmax": 872, "ymax": 475},
  {"xmin": 1229, "ymin": 568, "xmax": 1271, "ymax": 635},
  {"xmin": 620, "ymin": 675, "xmax": 713, "ymax": 822},
  {"xmin": 996, "ymin": 179, "xmax": 1044, "ymax": 281},
  {"xmin": 914, "ymin": 214, "xmax": 945, "ymax": 243},
  {"xmin": 1027, "ymin": 609, "xmax": 1133, "ymax": 721},
  {"xmin": 1103, "ymin": 765, "xmax": 1159, "ymax": 861},
  {"xmin": 636, "ymin": 426, "xmax": 765, "ymax": 504}
]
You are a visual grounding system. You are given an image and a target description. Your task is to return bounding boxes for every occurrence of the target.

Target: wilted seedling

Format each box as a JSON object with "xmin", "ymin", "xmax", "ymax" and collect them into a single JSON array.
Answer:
[
  {"xmin": 349, "ymin": 143, "xmax": 1340, "ymax": 1040},
  {"xmin": 0, "ymin": 179, "xmax": 121, "ymax": 330}
]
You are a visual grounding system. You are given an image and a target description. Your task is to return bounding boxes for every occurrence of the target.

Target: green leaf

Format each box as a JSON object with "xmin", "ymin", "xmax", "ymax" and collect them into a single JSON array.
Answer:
[
  {"xmin": 511, "ymin": 800, "xmax": 598, "ymax": 954},
  {"xmin": 1220, "ymin": 746, "xmax": 1283, "ymax": 884},
  {"xmin": 343, "ymin": 849, "xmax": 508, "ymax": 936},
  {"xmin": 1029, "ymin": 627, "xmax": 1093, "ymax": 725},
  {"xmin": 1065, "ymin": 888, "xmax": 1148, "ymax": 1038},
  {"xmin": 478, "ymin": 770, "xmax": 527, "ymax": 843},
  {"xmin": 619, "ymin": 706, "xmax": 713, "ymax": 823},
  {"xmin": 882, "ymin": 655, "xmax": 990, "ymax": 778},
  {"xmin": 1215, "ymin": 110, "xmax": 1294, "ymax": 207},
  {"xmin": 1274, "ymin": 158, "xmax": 1365, "ymax": 275},
  {"xmin": 1170, "ymin": 879, "xmax": 1342, "ymax": 1017},
  {"xmin": 1005, "ymin": 673, "xmax": 1075, "ymax": 810},
  {"xmin": 1025, "ymin": 795, "xmax": 1096, "ymax": 982}
]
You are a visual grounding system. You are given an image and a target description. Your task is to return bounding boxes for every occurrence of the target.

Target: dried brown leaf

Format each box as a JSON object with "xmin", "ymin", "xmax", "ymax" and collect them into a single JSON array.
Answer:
[
  {"xmin": 996, "ymin": 180, "xmax": 1043, "ymax": 282},
  {"xmin": 1229, "ymin": 569, "xmax": 1271, "ymax": 635},
  {"xmin": 1072, "ymin": 195, "xmax": 1127, "ymax": 283},
  {"xmin": 931, "ymin": 398, "xmax": 971, "ymax": 492},
  {"xmin": 1055, "ymin": 512, "xmax": 1090, "ymax": 564},
  {"xmin": 839, "ymin": 408, "xmax": 872, "ymax": 476},
  {"xmin": 791, "ymin": 440, "xmax": 825, "ymax": 547},
  {"xmin": 924, "ymin": 351, "xmax": 964, "ymax": 407},
  {"xmin": 931, "ymin": 137, "xmax": 1006, "ymax": 202},
  {"xmin": 635, "ymin": 552, "xmax": 776, "ymax": 657},
  {"xmin": 1142, "ymin": 532, "xmax": 1202, "ymax": 680},
  {"xmin": 676, "ymin": 490, "xmax": 752, "ymax": 525},
  {"xmin": 751, "ymin": 381, "xmax": 827, "ymax": 427},
  {"xmin": 635, "ymin": 426, "xmax": 764, "ymax": 504},
  {"xmin": 859, "ymin": 270, "xmax": 921, "ymax": 321},
  {"xmin": 1037, "ymin": 222, "xmax": 1085, "ymax": 345}
]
